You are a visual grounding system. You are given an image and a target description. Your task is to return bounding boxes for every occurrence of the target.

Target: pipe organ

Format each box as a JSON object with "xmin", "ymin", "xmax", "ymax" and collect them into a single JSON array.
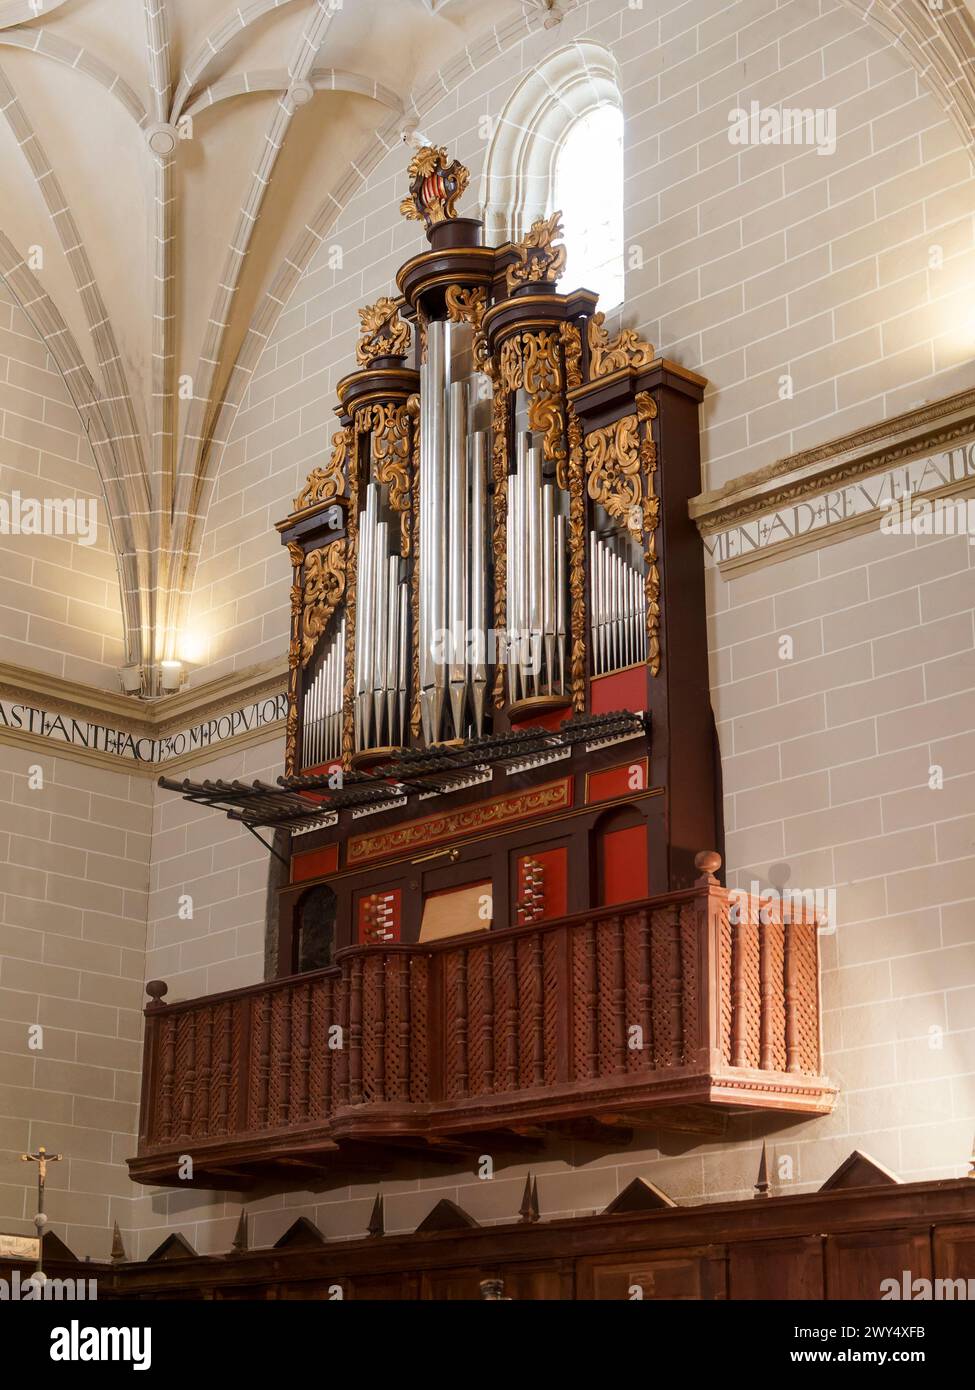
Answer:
[
  {"xmin": 255, "ymin": 142, "xmax": 720, "ymax": 961},
  {"xmin": 150, "ymin": 146, "xmax": 837, "ymax": 1188}
]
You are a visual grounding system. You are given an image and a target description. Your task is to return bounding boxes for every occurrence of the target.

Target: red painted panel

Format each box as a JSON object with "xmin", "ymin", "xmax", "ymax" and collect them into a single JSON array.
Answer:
[
  {"xmin": 357, "ymin": 888, "xmax": 402, "ymax": 945},
  {"xmin": 511, "ymin": 707, "xmax": 570, "ymax": 733},
  {"xmin": 514, "ymin": 846, "xmax": 568, "ymax": 924},
  {"xmin": 291, "ymin": 841, "xmax": 339, "ymax": 883},
  {"xmin": 587, "ymin": 758, "xmax": 648, "ymax": 804},
  {"xmin": 600, "ymin": 824, "xmax": 648, "ymax": 907},
  {"xmin": 590, "ymin": 666, "xmax": 647, "ymax": 715}
]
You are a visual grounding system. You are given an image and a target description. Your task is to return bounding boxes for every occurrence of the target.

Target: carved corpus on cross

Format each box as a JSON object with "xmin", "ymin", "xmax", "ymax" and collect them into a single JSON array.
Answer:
[{"xmin": 21, "ymin": 1145, "xmax": 63, "ymax": 1277}]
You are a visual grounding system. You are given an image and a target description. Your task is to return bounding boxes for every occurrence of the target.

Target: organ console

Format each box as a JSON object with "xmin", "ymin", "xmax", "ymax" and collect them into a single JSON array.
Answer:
[{"xmin": 161, "ymin": 144, "xmax": 722, "ymax": 972}]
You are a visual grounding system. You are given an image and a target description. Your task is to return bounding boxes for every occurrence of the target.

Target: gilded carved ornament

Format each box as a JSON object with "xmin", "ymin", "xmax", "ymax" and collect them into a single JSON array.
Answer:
[
  {"xmin": 584, "ymin": 414, "xmax": 642, "ymax": 533},
  {"xmin": 506, "ymin": 211, "xmax": 567, "ymax": 294},
  {"xmin": 499, "ymin": 329, "xmax": 567, "ymax": 482},
  {"xmin": 292, "ymin": 429, "xmax": 348, "ymax": 512},
  {"xmin": 369, "ymin": 401, "xmax": 413, "ymax": 535},
  {"xmin": 445, "ymin": 285, "xmax": 491, "ymax": 376},
  {"xmin": 636, "ymin": 391, "xmax": 661, "ymax": 678},
  {"xmin": 300, "ymin": 540, "xmax": 347, "ymax": 669},
  {"xmin": 399, "ymin": 146, "xmax": 469, "ymax": 228},
  {"xmin": 586, "ymin": 311, "xmax": 655, "ymax": 379},
  {"xmin": 285, "ymin": 540, "xmax": 304, "ymax": 773},
  {"xmin": 355, "ymin": 296, "xmax": 411, "ymax": 366}
]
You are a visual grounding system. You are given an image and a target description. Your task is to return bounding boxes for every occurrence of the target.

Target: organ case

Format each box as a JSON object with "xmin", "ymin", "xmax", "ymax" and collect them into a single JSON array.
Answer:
[{"xmin": 267, "ymin": 144, "xmax": 718, "ymax": 961}]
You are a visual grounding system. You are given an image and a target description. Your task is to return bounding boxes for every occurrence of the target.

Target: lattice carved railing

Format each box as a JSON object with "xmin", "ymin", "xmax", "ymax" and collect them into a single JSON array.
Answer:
[{"xmin": 134, "ymin": 883, "xmax": 834, "ymax": 1181}]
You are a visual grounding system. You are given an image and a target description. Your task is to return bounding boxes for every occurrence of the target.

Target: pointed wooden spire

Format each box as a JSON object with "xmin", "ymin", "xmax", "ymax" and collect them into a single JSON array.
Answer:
[
  {"xmin": 603, "ymin": 1177, "xmax": 676, "ymax": 1214},
  {"xmin": 273, "ymin": 1216, "xmax": 326, "ymax": 1249},
  {"xmin": 416, "ymin": 1198, "xmax": 479, "ymax": 1232},
  {"xmin": 754, "ymin": 1141, "xmax": 771, "ymax": 1199},
  {"xmin": 110, "ymin": 1221, "xmax": 127, "ymax": 1264},
  {"xmin": 368, "ymin": 1193, "xmax": 385, "ymax": 1237},
  {"xmin": 819, "ymin": 1150, "xmax": 900, "ymax": 1191},
  {"xmin": 518, "ymin": 1172, "xmax": 540, "ymax": 1224},
  {"xmin": 146, "ymin": 1232, "xmax": 197, "ymax": 1262},
  {"xmin": 231, "ymin": 1210, "xmax": 248, "ymax": 1253}
]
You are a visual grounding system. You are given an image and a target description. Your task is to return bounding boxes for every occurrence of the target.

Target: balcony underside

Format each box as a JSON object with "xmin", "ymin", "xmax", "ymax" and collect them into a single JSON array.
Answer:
[{"xmin": 130, "ymin": 1068, "xmax": 835, "ymax": 1188}]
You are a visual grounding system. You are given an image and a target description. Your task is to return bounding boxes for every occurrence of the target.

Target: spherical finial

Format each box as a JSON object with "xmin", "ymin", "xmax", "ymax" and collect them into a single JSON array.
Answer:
[
  {"xmin": 695, "ymin": 850, "xmax": 722, "ymax": 884},
  {"xmin": 146, "ymin": 980, "xmax": 169, "ymax": 1008}
]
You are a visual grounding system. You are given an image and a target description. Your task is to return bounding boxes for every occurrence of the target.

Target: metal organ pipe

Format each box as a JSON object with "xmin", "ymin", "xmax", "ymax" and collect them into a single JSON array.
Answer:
[
  {"xmin": 504, "ymin": 433, "xmax": 567, "ymax": 700},
  {"xmin": 447, "ymin": 379, "xmax": 469, "ymax": 738},
  {"xmin": 588, "ymin": 530, "xmax": 649, "ymax": 679},
  {"xmin": 470, "ymin": 430, "xmax": 488, "ymax": 736},
  {"xmin": 302, "ymin": 615, "xmax": 345, "ymax": 768}
]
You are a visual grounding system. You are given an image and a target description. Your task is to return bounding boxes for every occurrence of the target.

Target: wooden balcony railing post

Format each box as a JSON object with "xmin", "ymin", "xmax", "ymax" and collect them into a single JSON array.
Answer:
[
  {"xmin": 693, "ymin": 852, "xmax": 728, "ymax": 1074},
  {"xmin": 141, "ymin": 981, "xmax": 168, "ymax": 1147},
  {"xmin": 349, "ymin": 956, "xmax": 364, "ymax": 1104},
  {"xmin": 784, "ymin": 918, "xmax": 801, "ymax": 1073},
  {"xmin": 394, "ymin": 952, "xmax": 411, "ymax": 1102},
  {"xmin": 759, "ymin": 911, "xmax": 775, "ymax": 1071},
  {"xmin": 295, "ymin": 983, "xmax": 312, "ymax": 1121},
  {"xmin": 554, "ymin": 924, "xmax": 571, "ymax": 1084},
  {"xmin": 530, "ymin": 933, "xmax": 544, "ymax": 1086},
  {"xmin": 198, "ymin": 1005, "xmax": 214, "ymax": 1136},
  {"xmin": 215, "ymin": 1002, "xmax": 232, "ymax": 1134}
]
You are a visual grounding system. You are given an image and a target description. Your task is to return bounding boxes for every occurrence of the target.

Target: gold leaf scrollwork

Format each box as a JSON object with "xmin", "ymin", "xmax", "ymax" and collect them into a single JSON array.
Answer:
[
  {"xmin": 500, "ymin": 336, "xmax": 523, "ymax": 394},
  {"xmin": 637, "ymin": 391, "xmax": 661, "ymax": 678},
  {"xmin": 292, "ymin": 429, "xmax": 349, "ymax": 513},
  {"xmin": 445, "ymin": 284, "xmax": 486, "ymax": 331},
  {"xmin": 506, "ymin": 211, "xmax": 567, "ymax": 294},
  {"xmin": 523, "ymin": 329, "xmax": 566, "ymax": 484},
  {"xmin": 491, "ymin": 379, "xmax": 511, "ymax": 709},
  {"xmin": 566, "ymin": 405, "xmax": 587, "ymax": 712},
  {"xmin": 285, "ymin": 540, "xmax": 304, "ymax": 775},
  {"xmin": 584, "ymin": 414, "xmax": 642, "ymax": 533},
  {"xmin": 356, "ymin": 296, "xmax": 411, "ymax": 366},
  {"xmin": 370, "ymin": 401, "xmax": 413, "ymax": 547},
  {"xmin": 300, "ymin": 540, "xmax": 346, "ymax": 669},
  {"xmin": 409, "ymin": 395, "xmax": 422, "ymax": 736},
  {"xmin": 341, "ymin": 423, "xmax": 362, "ymax": 768},
  {"xmin": 587, "ymin": 311, "xmax": 655, "ymax": 379},
  {"xmin": 446, "ymin": 285, "xmax": 491, "ymax": 376},
  {"xmin": 562, "ymin": 319, "xmax": 583, "ymax": 392},
  {"xmin": 399, "ymin": 146, "xmax": 469, "ymax": 228}
]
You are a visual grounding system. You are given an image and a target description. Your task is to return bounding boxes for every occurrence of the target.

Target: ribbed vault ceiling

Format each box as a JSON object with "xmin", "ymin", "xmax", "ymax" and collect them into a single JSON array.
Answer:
[{"xmin": 0, "ymin": 0, "xmax": 973, "ymax": 683}]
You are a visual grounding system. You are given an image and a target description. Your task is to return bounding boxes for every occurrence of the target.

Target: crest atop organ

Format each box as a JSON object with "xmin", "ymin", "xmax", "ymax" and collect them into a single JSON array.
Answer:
[{"xmin": 164, "ymin": 144, "xmax": 720, "ymax": 964}]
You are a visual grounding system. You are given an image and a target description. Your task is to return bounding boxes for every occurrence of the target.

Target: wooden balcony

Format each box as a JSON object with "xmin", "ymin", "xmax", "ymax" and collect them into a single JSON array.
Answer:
[{"xmin": 129, "ymin": 866, "xmax": 835, "ymax": 1187}]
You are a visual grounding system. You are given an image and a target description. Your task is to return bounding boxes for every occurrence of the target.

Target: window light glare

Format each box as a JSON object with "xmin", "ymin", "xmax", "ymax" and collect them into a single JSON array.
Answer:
[{"xmin": 553, "ymin": 104, "xmax": 625, "ymax": 311}]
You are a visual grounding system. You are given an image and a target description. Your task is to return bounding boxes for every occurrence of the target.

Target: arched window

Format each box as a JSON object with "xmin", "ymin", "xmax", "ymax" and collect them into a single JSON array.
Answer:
[
  {"xmin": 481, "ymin": 43, "xmax": 625, "ymax": 309},
  {"xmin": 552, "ymin": 104, "xmax": 624, "ymax": 309}
]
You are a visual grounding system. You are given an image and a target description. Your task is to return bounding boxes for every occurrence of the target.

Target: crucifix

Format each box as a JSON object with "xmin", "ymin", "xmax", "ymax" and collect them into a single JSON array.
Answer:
[{"xmin": 21, "ymin": 1146, "xmax": 63, "ymax": 1282}]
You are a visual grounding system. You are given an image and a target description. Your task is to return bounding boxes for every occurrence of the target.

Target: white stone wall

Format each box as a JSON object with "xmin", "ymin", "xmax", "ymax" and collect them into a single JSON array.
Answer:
[
  {"xmin": 0, "ymin": 283, "xmax": 125, "ymax": 690},
  {"xmin": 0, "ymin": 746, "xmax": 150, "ymax": 1260}
]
